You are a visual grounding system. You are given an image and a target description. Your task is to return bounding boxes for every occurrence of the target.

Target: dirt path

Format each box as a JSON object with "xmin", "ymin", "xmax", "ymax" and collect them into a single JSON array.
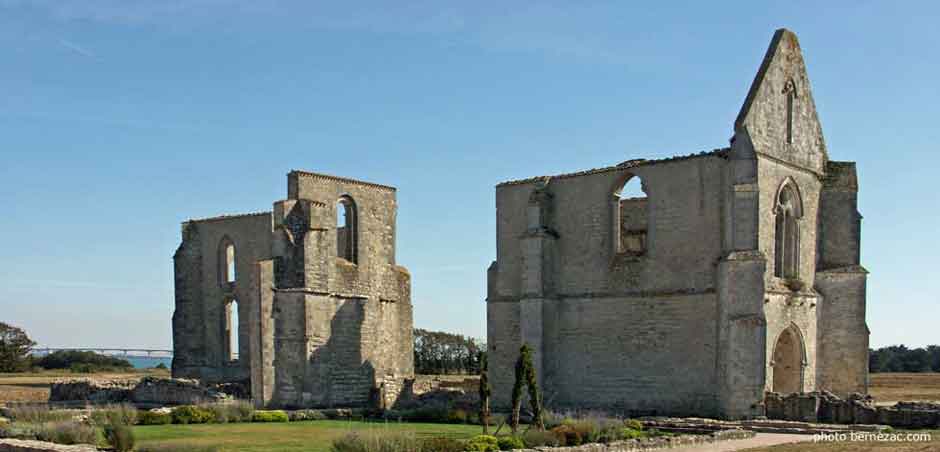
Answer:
[{"xmin": 667, "ymin": 433, "xmax": 812, "ymax": 452}]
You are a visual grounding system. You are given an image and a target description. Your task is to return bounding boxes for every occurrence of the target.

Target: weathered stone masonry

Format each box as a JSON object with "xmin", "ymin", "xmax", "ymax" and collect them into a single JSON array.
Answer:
[
  {"xmin": 172, "ymin": 171, "xmax": 413, "ymax": 409},
  {"xmin": 486, "ymin": 29, "xmax": 868, "ymax": 419}
]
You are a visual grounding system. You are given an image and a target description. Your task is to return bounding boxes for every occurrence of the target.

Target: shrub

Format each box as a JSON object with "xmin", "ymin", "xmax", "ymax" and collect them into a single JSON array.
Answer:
[
  {"xmin": 251, "ymin": 410, "xmax": 289, "ymax": 423},
  {"xmin": 155, "ymin": 362, "xmax": 168, "ymax": 369},
  {"xmin": 104, "ymin": 423, "xmax": 136, "ymax": 452},
  {"xmin": 91, "ymin": 404, "xmax": 138, "ymax": 427},
  {"xmin": 620, "ymin": 427, "xmax": 643, "ymax": 440},
  {"xmin": 522, "ymin": 429, "xmax": 559, "ymax": 447},
  {"xmin": 289, "ymin": 409, "xmax": 328, "ymax": 421},
  {"xmin": 419, "ymin": 437, "xmax": 464, "ymax": 452},
  {"xmin": 171, "ymin": 405, "xmax": 214, "ymax": 424},
  {"xmin": 33, "ymin": 421, "xmax": 97, "ymax": 445},
  {"xmin": 7, "ymin": 405, "xmax": 74, "ymax": 423},
  {"xmin": 446, "ymin": 408, "xmax": 468, "ymax": 424},
  {"xmin": 330, "ymin": 431, "xmax": 423, "ymax": 452},
  {"xmin": 202, "ymin": 401, "xmax": 254, "ymax": 423},
  {"xmin": 550, "ymin": 424, "xmax": 581, "ymax": 446},
  {"xmin": 465, "ymin": 434, "xmax": 499, "ymax": 452},
  {"xmin": 138, "ymin": 410, "xmax": 172, "ymax": 425},
  {"xmin": 624, "ymin": 418, "xmax": 644, "ymax": 431},
  {"xmin": 497, "ymin": 435, "xmax": 524, "ymax": 450}
]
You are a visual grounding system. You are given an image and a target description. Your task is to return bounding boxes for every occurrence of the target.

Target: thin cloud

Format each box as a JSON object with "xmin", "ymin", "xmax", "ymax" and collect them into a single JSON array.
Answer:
[{"xmin": 58, "ymin": 38, "xmax": 97, "ymax": 58}]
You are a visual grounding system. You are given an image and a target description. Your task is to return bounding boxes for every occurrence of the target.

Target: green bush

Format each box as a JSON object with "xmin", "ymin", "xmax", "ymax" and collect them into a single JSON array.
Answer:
[
  {"xmin": 104, "ymin": 423, "xmax": 136, "ymax": 452},
  {"xmin": 418, "ymin": 437, "xmax": 464, "ymax": 452},
  {"xmin": 620, "ymin": 427, "xmax": 643, "ymax": 440},
  {"xmin": 522, "ymin": 429, "xmax": 559, "ymax": 447},
  {"xmin": 288, "ymin": 409, "xmax": 328, "ymax": 421},
  {"xmin": 624, "ymin": 418, "xmax": 644, "ymax": 431},
  {"xmin": 91, "ymin": 404, "xmax": 138, "ymax": 427},
  {"xmin": 202, "ymin": 401, "xmax": 254, "ymax": 423},
  {"xmin": 496, "ymin": 435, "xmax": 524, "ymax": 450},
  {"xmin": 138, "ymin": 411, "xmax": 172, "ymax": 425},
  {"xmin": 330, "ymin": 431, "xmax": 424, "ymax": 452},
  {"xmin": 34, "ymin": 421, "xmax": 98, "ymax": 445},
  {"xmin": 465, "ymin": 434, "xmax": 499, "ymax": 452},
  {"xmin": 251, "ymin": 410, "xmax": 289, "ymax": 423},
  {"xmin": 446, "ymin": 408, "xmax": 468, "ymax": 424},
  {"xmin": 6, "ymin": 406, "xmax": 74, "ymax": 423},
  {"xmin": 171, "ymin": 405, "xmax": 214, "ymax": 424}
]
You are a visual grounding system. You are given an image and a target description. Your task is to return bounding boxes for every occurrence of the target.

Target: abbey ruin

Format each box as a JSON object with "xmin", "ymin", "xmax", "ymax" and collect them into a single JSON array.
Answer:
[
  {"xmin": 172, "ymin": 171, "xmax": 413, "ymax": 408},
  {"xmin": 486, "ymin": 29, "xmax": 868, "ymax": 419}
]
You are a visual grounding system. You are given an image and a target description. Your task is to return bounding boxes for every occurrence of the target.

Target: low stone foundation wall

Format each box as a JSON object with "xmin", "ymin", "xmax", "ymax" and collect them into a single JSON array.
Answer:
[
  {"xmin": 0, "ymin": 439, "xmax": 97, "ymax": 452},
  {"xmin": 642, "ymin": 416, "xmax": 887, "ymax": 435},
  {"xmin": 765, "ymin": 392, "xmax": 940, "ymax": 429},
  {"xmin": 509, "ymin": 429, "xmax": 754, "ymax": 452},
  {"xmin": 49, "ymin": 377, "xmax": 230, "ymax": 407},
  {"xmin": 384, "ymin": 375, "xmax": 480, "ymax": 410}
]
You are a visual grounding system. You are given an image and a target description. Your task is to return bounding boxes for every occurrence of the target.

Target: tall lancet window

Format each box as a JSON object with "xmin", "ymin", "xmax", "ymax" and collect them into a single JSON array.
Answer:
[
  {"xmin": 784, "ymin": 79, "xmax": 797, "ymax": 144},
  {"xmin": 336, "ymin": 196, "xmax": 358, "ymax": 263},
  {"xmin": 774, "ymin": 180, "xmax": 803, "ymax": 279}
]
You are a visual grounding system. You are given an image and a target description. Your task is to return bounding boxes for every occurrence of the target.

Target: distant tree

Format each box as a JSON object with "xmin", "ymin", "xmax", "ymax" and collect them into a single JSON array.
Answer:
[
  {"xmin": 869, "ymin": 345, "xmax": 940, "ymax": 373},
  {"xmin": 35, "ymin": 350, "xmax": 133, "ymax": 372},
  {"xmin": 0, "ymin": 322, "xmax": 36, "ymax": 372},
  {"xmin": 413, "ymin": 328, "xmax": 483, "ymax": 375}
]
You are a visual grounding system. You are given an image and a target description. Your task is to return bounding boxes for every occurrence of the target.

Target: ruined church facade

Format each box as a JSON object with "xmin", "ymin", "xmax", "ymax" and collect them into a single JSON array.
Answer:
[
  {"xmin": 486, "ymin": 29, "xmax": 868, "ymax": 419},
  {"xmin": 172, "ymin": 171, "xmax": 413, "ymax": 408}
]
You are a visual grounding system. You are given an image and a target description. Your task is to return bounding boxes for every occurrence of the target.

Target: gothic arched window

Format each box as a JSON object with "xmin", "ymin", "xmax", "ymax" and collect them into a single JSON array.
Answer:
[
  {"xmin": 218, "ymin": 237, "xmax": 236, "ymax": 286},
  {"xmin": 337, "ymin": 196, "xmax": 358, "ymax": 263},
  {"xmin": 774, "ymin": 180, "xmax": 803, "ymax": 279}
]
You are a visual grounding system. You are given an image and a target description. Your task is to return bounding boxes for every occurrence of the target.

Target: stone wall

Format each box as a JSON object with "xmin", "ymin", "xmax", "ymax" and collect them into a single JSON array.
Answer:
[
  {"xmin": 0, "ymin": 440, "xmax": 96, "ymax": 452},
  {"xmin": 507, "ymin": 430, "xmax": 754, "ymax": 452},
  {"xmin": 765, "ymin": 392, "xmax": 940, "ymax": 429},
  {"xmin": 48, "ymin": 377, "xmax": 230, "ymax": 407}
]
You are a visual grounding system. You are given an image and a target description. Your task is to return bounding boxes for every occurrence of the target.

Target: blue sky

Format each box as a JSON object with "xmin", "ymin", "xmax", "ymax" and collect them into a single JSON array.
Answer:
[{"xmin": 0, "ymin": 1, "xmax": 937, "ymax": 349}]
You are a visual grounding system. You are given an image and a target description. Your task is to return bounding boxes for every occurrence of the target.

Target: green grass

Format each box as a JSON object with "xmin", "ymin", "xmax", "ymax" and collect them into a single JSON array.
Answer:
[{"xmin": 133, "ymin": 420, "xmax": 484, "ymax": 452}]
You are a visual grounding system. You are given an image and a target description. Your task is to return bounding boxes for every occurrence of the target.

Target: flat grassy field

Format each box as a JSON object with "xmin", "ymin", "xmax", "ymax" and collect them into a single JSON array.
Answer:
[
  {"xmin": 0, "ymin": 369, "xmax": 169, "ymax": 403},
  {"xmin": 869, "ymin": 373, "xmax": 940, "ymax": 404},
  {"xmin": 741, "ymin": 430, "xmax": 940, "ymax": 452},
  {"xmin": 134, "ymin": 420, "xmax": 484, "ymax": 452}
]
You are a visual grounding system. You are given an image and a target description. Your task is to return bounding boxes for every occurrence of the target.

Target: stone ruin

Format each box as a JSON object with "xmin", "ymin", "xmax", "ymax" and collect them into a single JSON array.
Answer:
[
  {"xmin": 48, "ymin": 377, "xmax": 230, "ymax": 408},
  {"xmin": 765, "ymin": 391, "xmax": 940, "ymax": 429},
  {"xmin": 172, "ymin": 171, "xmax": 413, "ymax": 409},
  {"xmin": 486, "ymin": 28, "xmax": 868, "ymax": 420}
]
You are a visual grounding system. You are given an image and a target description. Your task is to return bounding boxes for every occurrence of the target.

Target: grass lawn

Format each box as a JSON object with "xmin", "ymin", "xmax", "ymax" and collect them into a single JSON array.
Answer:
[
  {"xmin": 133, "ymin": 420, "xmax": 485, "ymax": 452},
  {"xmin": 741, "ymin": 430, "xmax": 940, "ymax": 452}
]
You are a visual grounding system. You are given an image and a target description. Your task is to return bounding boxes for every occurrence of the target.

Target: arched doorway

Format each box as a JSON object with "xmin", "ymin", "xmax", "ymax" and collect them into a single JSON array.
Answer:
[{"xmin": 771, "ymin": 325, "xmax": 804, "ymax": 393}]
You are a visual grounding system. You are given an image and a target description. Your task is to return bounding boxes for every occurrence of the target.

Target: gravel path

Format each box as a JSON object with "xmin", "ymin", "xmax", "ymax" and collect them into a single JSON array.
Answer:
[{"xmin": 667, "ymin": 433, "xmax": 813, "ymax": 452}]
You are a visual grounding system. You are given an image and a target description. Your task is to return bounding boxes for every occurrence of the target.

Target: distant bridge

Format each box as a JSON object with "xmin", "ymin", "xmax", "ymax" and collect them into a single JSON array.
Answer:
[{"xmin": 33, "ymin": 347, "xmax": 173, "ymax": 358}]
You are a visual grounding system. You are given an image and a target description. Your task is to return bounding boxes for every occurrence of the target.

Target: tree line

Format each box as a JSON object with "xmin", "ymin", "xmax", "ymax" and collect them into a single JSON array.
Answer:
[
  {"xmin": 870, "ymin": 345, "xmax": 940, "ymax": 373},
  {"xmin": 413, "ymin": 328, "xmax": 484, "ymax": 375}
]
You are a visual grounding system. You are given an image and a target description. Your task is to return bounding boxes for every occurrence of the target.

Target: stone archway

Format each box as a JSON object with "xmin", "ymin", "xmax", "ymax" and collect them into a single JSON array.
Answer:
[{"xmin": 771, "ymin": 325, "xmax": 805, "ymax": 393}]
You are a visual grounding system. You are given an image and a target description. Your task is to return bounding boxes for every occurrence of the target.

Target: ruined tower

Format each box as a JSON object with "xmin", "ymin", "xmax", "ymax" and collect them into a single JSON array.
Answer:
[{"xmin": 172, "ymin": 171, "xmax": 413, "ymax": 408}]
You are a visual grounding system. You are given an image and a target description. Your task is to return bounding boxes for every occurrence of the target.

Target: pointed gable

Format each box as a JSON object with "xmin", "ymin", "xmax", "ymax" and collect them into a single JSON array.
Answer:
[{"xmin": 735, "ymin": 29, "xmax": 828, "ymax": 175}]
